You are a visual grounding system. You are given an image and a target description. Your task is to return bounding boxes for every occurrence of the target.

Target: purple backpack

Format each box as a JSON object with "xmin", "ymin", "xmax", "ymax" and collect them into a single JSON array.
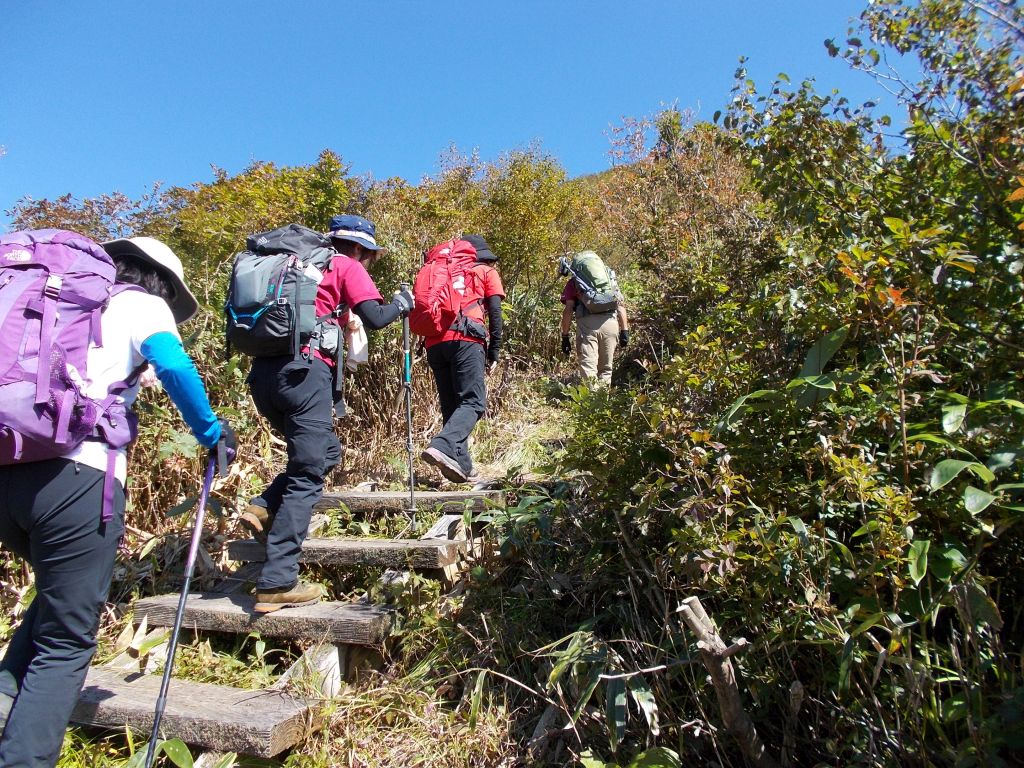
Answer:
[{"xmin": 0, "ymin": 229, "xmax": 144, "ymax": 518}]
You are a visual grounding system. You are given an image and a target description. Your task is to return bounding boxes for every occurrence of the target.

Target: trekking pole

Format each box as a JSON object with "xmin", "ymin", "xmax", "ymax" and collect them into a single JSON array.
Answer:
[
  {"xmin": 400, "ymin": 282, "xmax": 417, "ymax": 529},
  {"xmin": 144, "ymin": 454, "xmax": 218, "ymax": 768}
]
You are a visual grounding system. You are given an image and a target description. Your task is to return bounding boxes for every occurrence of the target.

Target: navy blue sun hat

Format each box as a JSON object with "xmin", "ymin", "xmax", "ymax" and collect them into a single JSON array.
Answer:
[
  {"xmin": 463, "ymin": 233, "xmax": 498, "ymax": 263},
  {"xmin": 327, "ymin": 214, "xmax": 383, "ymax": 251}
]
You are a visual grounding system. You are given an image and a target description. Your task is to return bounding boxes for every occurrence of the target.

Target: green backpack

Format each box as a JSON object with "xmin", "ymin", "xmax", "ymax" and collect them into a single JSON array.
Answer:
[{"xmin": 560, "ymin": 250, "xmax": 619, "ymax": 313}]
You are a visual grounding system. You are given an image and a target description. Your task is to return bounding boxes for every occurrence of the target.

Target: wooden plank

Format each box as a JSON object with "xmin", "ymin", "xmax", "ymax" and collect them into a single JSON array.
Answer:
[
  {"xmin": 73, "ymin": 666, "xmax": 312, "ymax": 757},
  {"xmin": 316, "ymin": 489, "xmax": 503, "ymax": 515},
  {"xmin": 227, "ymin": 536, "xmax": 464, "ymax": 570},
  {"xmin": 134, "ymin": 593, "xmax": 392, "ymax": 646},
  {"xmin": 421, "ymin": 513, "xmax": 481, "ymax": 576},
  {"xmin": 208, "ymin": 512, "xmax": 331, "ymax": 595}
]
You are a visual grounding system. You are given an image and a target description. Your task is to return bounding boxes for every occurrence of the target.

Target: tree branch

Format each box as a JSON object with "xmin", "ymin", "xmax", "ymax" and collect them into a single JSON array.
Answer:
[{"xmin": 678, "ymin": 597, "xmax": 779, "ymax": 768}]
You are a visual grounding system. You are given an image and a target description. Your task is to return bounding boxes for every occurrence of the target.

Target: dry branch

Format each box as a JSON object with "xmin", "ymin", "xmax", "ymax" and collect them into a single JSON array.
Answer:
[{"xmin": 678, "ymin": 596, "xmax": 779, "ymax": 768}]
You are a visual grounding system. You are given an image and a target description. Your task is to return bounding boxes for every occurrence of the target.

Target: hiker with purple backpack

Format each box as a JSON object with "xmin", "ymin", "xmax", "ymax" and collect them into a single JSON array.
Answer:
[{"xmin": 0, "ymin": 230, "xmax": 235, "ymax": 767}]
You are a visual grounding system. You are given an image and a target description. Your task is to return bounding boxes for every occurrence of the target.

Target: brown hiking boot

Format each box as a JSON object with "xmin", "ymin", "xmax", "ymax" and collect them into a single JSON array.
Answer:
[
  {"xmin": 239, "ymin": 503, "xmax": 273, "ymax": 542},
  {"xmin": 253, "ymin": 581, "xmax": 323, "ymax": 614},
  {"xmin": 421, "ymin": 447, "xmax": 469, "ymax": 483}
]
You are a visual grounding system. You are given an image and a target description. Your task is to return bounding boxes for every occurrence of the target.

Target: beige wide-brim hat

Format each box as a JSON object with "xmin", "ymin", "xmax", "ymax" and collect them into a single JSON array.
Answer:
[{"xmin": 101, "ymin": 237, "xmax": 199, "ymax": 324}]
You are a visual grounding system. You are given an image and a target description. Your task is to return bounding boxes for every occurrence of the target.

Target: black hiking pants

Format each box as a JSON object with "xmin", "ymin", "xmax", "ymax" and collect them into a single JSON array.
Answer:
[
  {"xmin": 0, "ymin": 459, "xmax": 125, "ymax": 768},
  {"xmin": 248, "ymin": 356, "xmax": 340, "ymax": 590},
  {"xmin": 426, "ymin": 340, "xmax": 487, "ymax": 475}
]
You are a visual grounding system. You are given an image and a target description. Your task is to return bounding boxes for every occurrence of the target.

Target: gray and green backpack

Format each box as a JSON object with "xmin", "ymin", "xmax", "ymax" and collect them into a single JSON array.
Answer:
[
  {"xmin": 559, "ymin": 250, "xmax": 619, "ymax": 314},
  {"xmin": 225, "ymin": 224, "xmax": 341, "ymax": 359}
]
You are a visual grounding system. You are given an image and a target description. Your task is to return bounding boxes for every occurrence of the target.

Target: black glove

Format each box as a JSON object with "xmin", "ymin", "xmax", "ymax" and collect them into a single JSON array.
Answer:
[
  {"xmin": 487, "ymin": 344, "xmax": 500, "ymax": 365},
  {"xmin": 392, "ymin": 288, "xmax": 414, "ymax": 316},
  {"xmin": 561, "ymin": 334, "xmax": 572, "ymax": 356},
  {"xmin": 213, "ymin": 417, "xmax": 237, "ymax": 471},
  {"xmin": 619, "ymin": 329, "xmax": 630, "ymax": 347}
]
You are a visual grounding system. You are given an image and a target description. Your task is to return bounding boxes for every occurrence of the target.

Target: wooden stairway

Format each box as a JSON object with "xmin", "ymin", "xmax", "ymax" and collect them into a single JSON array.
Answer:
[{"xmin": 70, "ymin": 487, "xmax": 503, "ymax": 758}]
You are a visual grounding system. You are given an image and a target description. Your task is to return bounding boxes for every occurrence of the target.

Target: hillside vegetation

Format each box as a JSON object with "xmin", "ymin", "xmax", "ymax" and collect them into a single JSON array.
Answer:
[{"xmin": 4, "ymin": 1, "xmax": 1023, "ymax": 766}]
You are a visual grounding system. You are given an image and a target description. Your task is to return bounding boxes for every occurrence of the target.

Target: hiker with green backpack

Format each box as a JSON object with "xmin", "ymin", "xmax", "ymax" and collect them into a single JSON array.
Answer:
[
  {"xmin": 226, "ymin": 215, "xmax": 412, "ymax": 613},
  {"xmin": 559, "ymin": 250, "xmax": 629, "ymax": 385}
]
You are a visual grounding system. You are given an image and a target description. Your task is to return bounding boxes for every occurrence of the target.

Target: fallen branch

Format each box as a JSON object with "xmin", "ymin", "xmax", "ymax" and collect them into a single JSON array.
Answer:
[{"xmin": 678, "ymin": 596, "xmax": 779, "ymax": 768}]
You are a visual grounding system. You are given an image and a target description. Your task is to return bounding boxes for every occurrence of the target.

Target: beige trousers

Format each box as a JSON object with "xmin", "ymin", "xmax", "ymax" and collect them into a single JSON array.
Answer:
[{"xmin": 576, "ymin": 311, "xmax": 618, "ymax": 384}]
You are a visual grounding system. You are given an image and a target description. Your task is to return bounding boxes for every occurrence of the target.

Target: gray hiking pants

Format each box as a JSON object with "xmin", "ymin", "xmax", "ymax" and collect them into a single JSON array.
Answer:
[
  {"xmin": 0, "ymin": 459, "xmax": 124, "ymax": 768},
  {"xmin": 576, "ymin": 311, "xmax": 619, "ymax": 385}
]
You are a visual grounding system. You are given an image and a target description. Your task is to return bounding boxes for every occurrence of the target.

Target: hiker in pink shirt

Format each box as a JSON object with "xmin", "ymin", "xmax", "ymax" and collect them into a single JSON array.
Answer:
[{"xmin": 241, "ymin": 215, "xmax": 412, "ymax": 613}]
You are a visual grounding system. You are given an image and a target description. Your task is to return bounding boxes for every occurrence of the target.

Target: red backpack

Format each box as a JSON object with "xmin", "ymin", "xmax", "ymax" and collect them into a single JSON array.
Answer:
[{"xmin": 409, "ymin": 239, "xmax": 487, "ymax": 340}]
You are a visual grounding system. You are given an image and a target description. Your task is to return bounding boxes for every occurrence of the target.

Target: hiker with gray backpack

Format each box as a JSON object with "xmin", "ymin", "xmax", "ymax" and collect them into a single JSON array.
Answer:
[
  {"xmin": 0, "ymin": 230, "xmax": 235, "ymax": 767},
  {"xmin": 559, "ymin": 250, "xmax": 630, "ymax": 385},
  {"xmin": 226, "ymin": 215, "xmax": 412, "ymax": 613}
]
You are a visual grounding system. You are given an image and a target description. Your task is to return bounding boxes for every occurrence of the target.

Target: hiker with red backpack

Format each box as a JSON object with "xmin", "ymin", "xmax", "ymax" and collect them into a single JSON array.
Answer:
[
  {"xmin": 0, "ymin": 230, "xmax": 234, "ymax": 767},
  {"xmin": 412, "ymin": 234, "xmax": 504, "ymax": 483},
  {"xmin": 233, "ymin": 215, "xmax": 412, "ymax": 613}
]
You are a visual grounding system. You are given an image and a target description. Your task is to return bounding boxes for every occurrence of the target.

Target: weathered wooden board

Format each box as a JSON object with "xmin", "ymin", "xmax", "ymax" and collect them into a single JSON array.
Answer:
[
  {"xmin": 227, "ymin": 536, "xmax": 465, "ymax": 569},
  {"xmin": 73, "ymin": 666, "xmax": 312, "ymax": 757},
  {"xmin": 134, "ymin": 593, "xmax": 392, "ymax": 645},
  {"xmin": 316, "ymin": 489, "xmax": 503, "ymax": 515}
]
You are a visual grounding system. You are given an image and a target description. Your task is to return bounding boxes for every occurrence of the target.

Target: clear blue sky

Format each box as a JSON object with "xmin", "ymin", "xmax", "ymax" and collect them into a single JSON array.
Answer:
[{"xmin": 1, "ymin": 0, "xmax": 884, "ymax": 232}]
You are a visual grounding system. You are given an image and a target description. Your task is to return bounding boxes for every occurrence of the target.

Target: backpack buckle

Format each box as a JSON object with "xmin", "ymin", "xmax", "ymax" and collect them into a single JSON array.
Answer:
[{"xmin": 44, "ymin": 274, "xmax": 63, "ymax": 299}]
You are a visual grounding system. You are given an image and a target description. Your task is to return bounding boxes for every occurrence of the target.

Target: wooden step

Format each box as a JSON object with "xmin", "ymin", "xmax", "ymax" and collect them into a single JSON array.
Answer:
[
  {"xmin": 134, "ymin": 593, "xmax": 392, "ymax": 645},
  {"xmin": 316, "ymin": 489, "xmax": 503, "ymax": 515},
  {"xmin": 72, "ymin": 666, "xmax": 312, "ymax": 757},
  {"xmin": 227, "ymin": 536, "xmax": 465, "ymax": 570}
]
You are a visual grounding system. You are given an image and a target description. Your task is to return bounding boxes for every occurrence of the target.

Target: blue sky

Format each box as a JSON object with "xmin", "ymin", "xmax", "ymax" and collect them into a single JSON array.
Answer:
[{"xmin": 1, "ymin": 1, "xmax": 885, "ymax": 232}]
